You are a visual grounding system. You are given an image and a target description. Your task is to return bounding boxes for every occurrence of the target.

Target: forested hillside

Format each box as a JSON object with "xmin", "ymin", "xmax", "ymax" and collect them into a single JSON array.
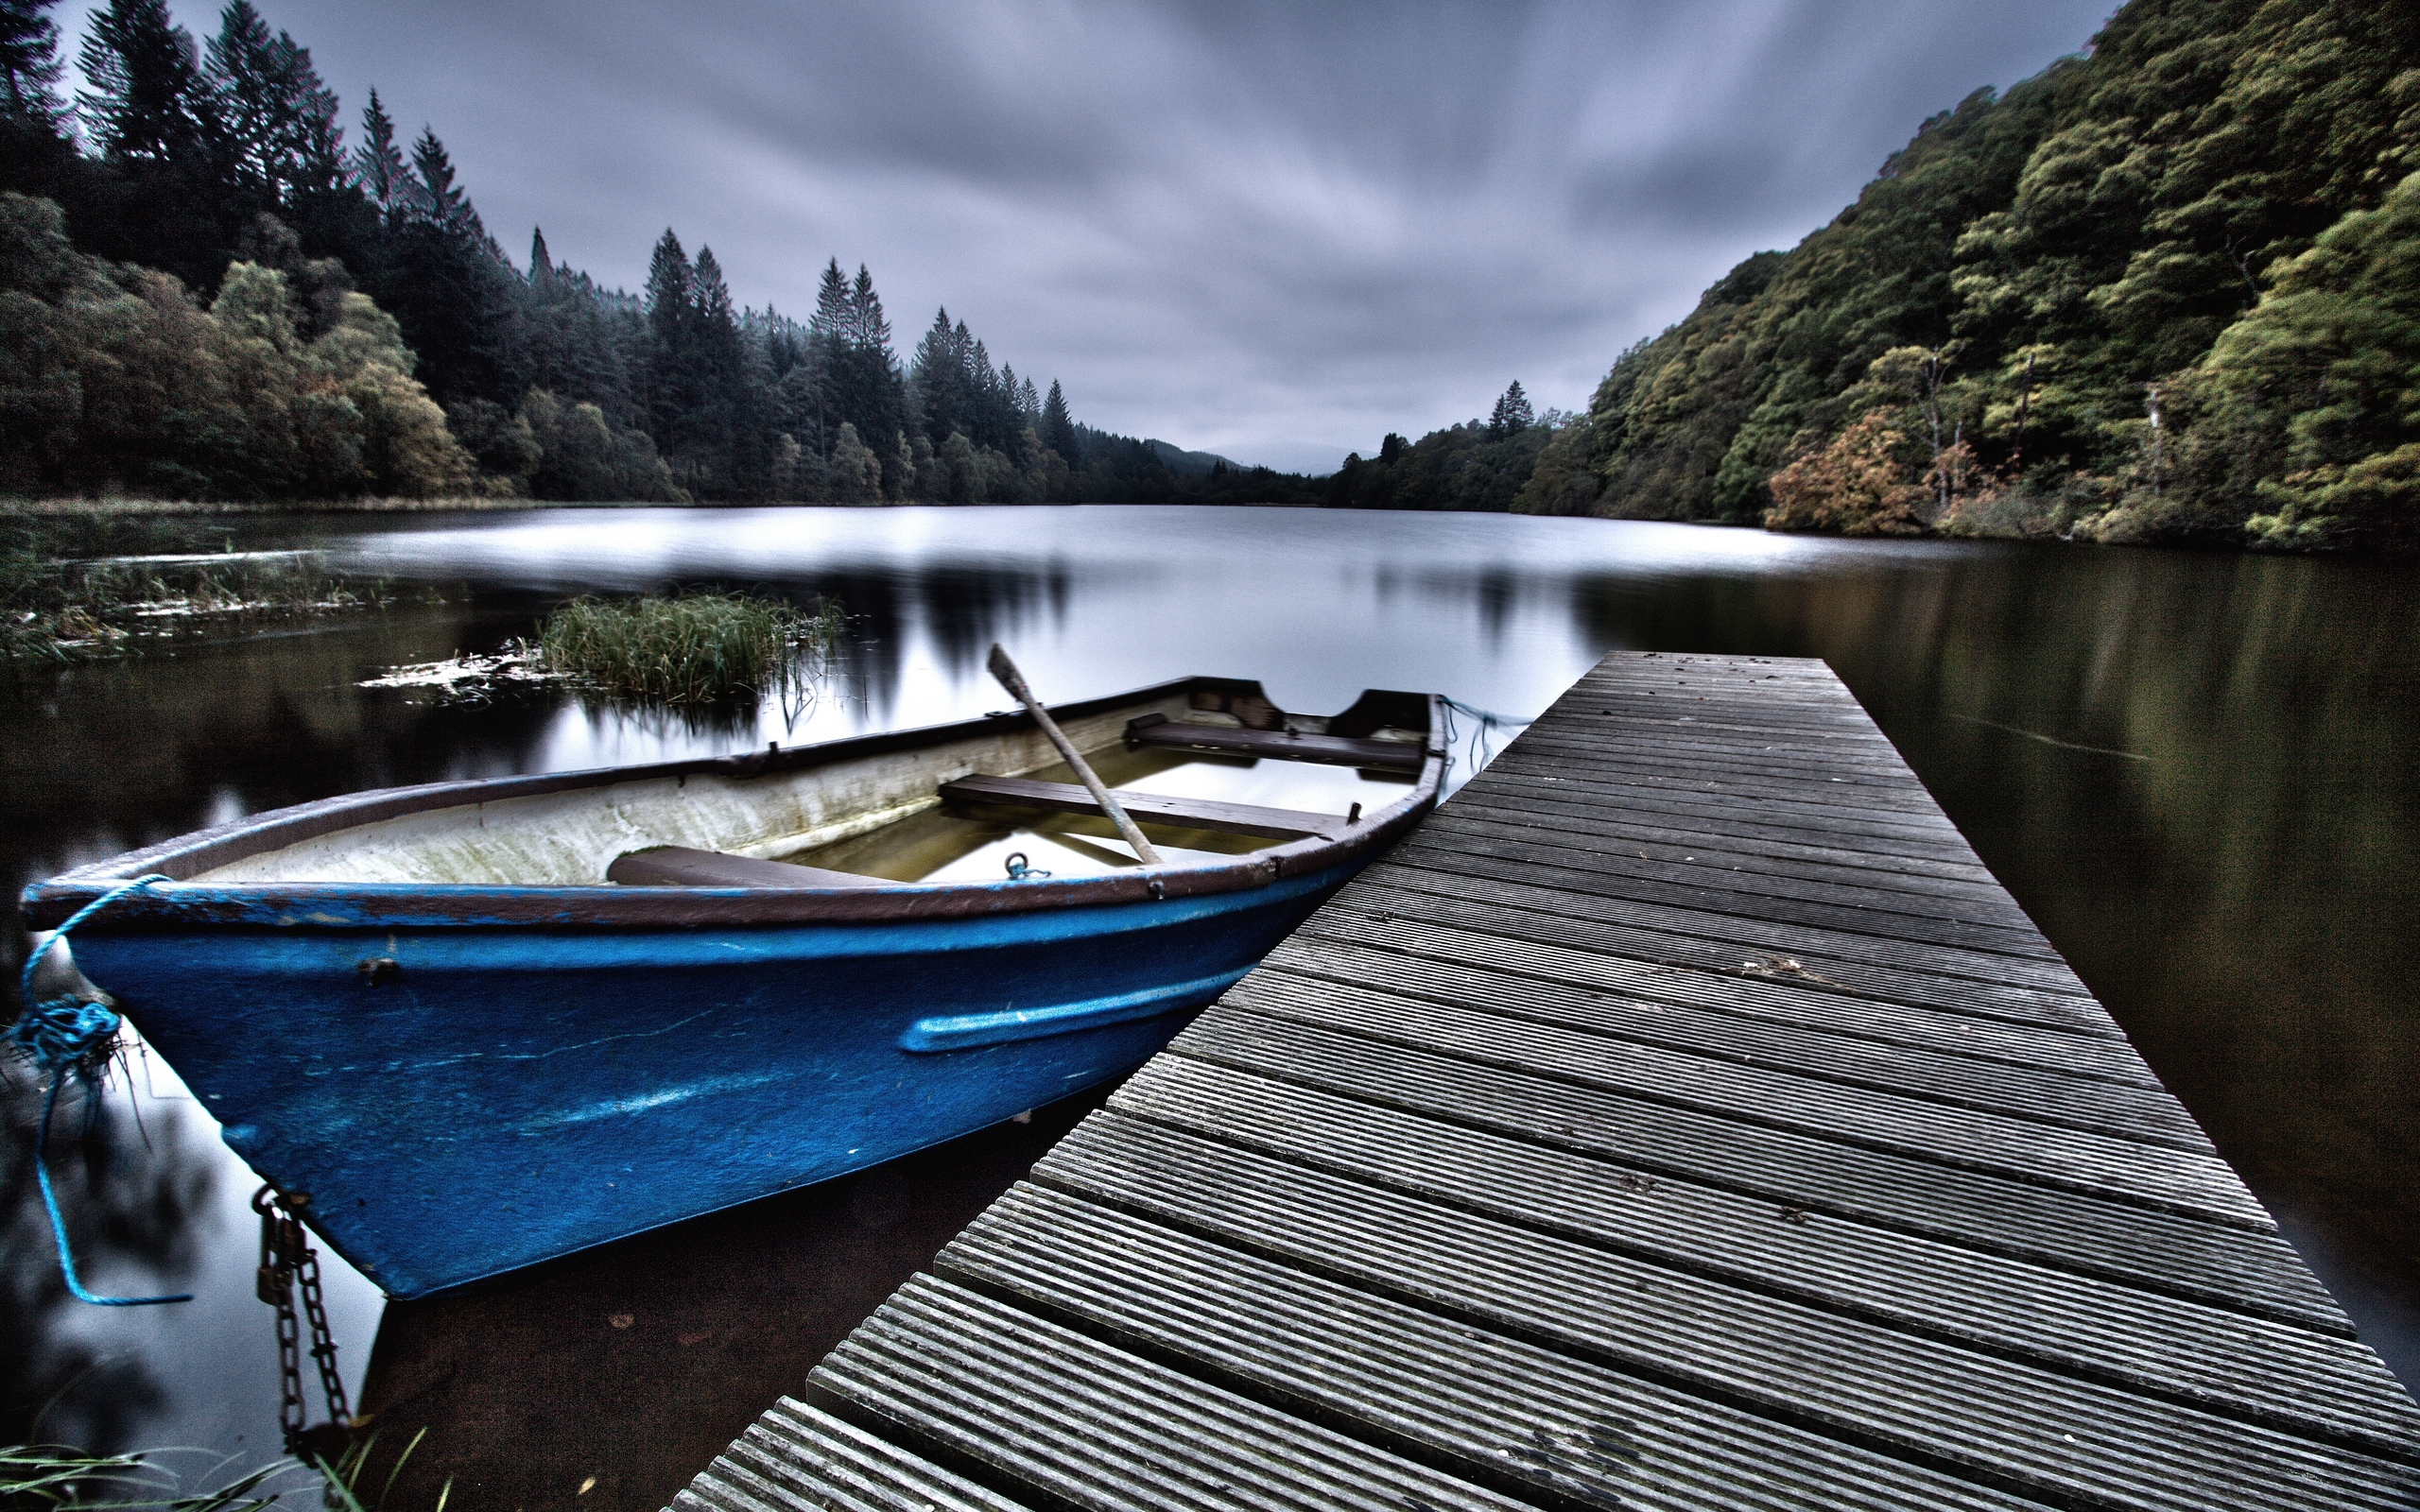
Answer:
[
  {"xmin": 1511, "ymin": 0, "xmax": 2420, "ymax": 548},
  {"xmin": 0, "ymin": 0, "xmax": 1304, "ymax": 505}
]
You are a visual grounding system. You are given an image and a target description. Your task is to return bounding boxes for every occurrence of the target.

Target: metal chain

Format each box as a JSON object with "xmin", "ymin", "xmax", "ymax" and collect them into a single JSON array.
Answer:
[
  {"xmin": 254, "ymin": 1185, "xmax": 351, "ymax": 1457},
  {"xmin": 297, "ymin": 1241, "xmax": 350, "ymax": 1430}
]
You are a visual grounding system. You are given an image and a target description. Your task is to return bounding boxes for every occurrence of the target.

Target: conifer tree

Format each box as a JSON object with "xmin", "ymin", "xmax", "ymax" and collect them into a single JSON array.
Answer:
[
  {"xmin": 78, "ymin": 0, "xmax": 215, "ymax": 168},
  {"xmin": 352, "ymin": 87, "xmax": 405, "ymax": 219},
  {"xmin": 693, "ymin": 245, "xmax": 735, "ymax": 332},
  {"xmin": 1486, "ymin": 381, "xmax": 1533, "ymax": 439},
  {"xmin": 528, "ymin": 225, "xmax": 554, "ymax": 292},
  {"xmin": 847, "ymin": 262, "xmax": 888, "ymax": 351},
  {"xmin": 809, "ymin": 258, "xmax": 849, "ymax": 342},
  {"xmin": 911, "ymin": 305, "xmax": 966, "ymax": 440},
  {"xmin": 206, "ymin": 2, "xmax": 342, "ymax": 210},
  {"xmin": 406, "ymin": 125, "xmax": 475, "ymax": 232},
  {"xmin": 646, "ymin": 230, "xmax": 692, "ymax": 334},
  {"xmin": 1041, "ymin": 379, "xmax": 1078, "ymax": 464},
  {"xmin": 1, "ymin": 0, "xmax": 68, "ymax": 130}
]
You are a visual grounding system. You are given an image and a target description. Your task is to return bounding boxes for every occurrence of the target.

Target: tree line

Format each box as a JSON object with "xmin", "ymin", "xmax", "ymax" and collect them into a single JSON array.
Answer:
[
  {"xmin": 1333, "ymin": 0, "xmax": 2416, "ymax": 549},
  {"xmin": 1502, "ymin": 0, "xmax": 2420, "ymax": 549},
  {"xmin": 0, "ymin": 0, "xmax": 1315, "ymax": 505}
]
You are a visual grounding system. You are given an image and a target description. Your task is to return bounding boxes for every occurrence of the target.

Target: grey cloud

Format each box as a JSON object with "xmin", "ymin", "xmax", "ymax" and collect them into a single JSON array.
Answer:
[{"xmin": 80, "ymin": 0, "xmax": 2115, "ymax": 470}]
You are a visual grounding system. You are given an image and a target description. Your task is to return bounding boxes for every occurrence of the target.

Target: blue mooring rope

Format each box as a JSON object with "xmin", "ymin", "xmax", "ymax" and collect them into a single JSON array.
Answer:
[
  {"xmin": 1438, "ymin": 696, "xmax": 1537, "ymax": 777},
  {"xmin": 11, "ymin": 873, "xmax": 191, "ymax": 1306}
]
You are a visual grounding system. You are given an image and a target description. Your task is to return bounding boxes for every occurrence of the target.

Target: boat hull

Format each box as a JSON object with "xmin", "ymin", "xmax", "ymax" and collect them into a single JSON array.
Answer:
[{"xmin": 77, "ymin": 865, "xmax": 1355, "ymax": 1297}]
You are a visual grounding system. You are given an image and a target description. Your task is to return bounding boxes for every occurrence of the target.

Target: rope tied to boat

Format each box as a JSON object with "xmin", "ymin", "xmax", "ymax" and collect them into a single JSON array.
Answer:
[
  {"xmin": 1438, "ymin": 696, "xmax": 1538, "ymax": 776},
  {"xmin": 10, "ymin": 873, "xmax": 192, "ymax": 1307}
]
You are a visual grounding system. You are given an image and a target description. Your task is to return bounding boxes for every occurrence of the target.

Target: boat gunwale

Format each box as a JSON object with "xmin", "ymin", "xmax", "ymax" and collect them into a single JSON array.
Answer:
[{"xmin": 23, "ymin": 677, "xmax": 1446, "ymax": 932}]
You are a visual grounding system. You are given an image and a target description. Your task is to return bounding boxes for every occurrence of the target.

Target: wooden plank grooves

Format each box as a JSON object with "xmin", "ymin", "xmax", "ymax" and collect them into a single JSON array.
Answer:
[
  {"xmin": 1334, "ymin": 878, "xmax": 2118, "ymax": 1034},
  {"xmin": 1443, "ymin": 787, "xmax": 2000, "ymax": 878},
  {"xmin": 1220, "ymin": 969, "xmax": 2259, "ymax": 1221},
  {"xmin": 813, "ymin": 1276, "xmax": 1531, "ymax": 1512},
  {"xmin": 1283, "ymin": 912, "xmax": 2152, "ymax": 1079},
  {"xmin": 673, "ymin": 651, "xmax": 2420, "ymax": 1512},
  {"xmin": 1029, "ymin": 1120, "xmax": 2415, "ymax": 1511},
  {"xmin": 1420, "ymin": 810, "xmax": 2027, "ymax": 914},
  {"xmin": 1250, "ymin": 942, "xmax": 2202, "ymax": 1145},
  {"xmin": 675, "ymin": 1399, "xmax": 1031, "ymax": 1512},
  {"xmin": 942, "ymin": 1186, "xmax": 2046, "ymax": 1512},
  {"xmin": 1106, "ymin": 1060, "xmax": 2414, "ymax": 1453},
  {"xmin": 1384, "ymin": 845, "xmax": 2068, "ymax": 963},
  {"xmin": 1396, "ymin": 827, "xmax": 2048, "ymax": 949},
  {"xmin": 1356, "ymin": 863, "xmax": 2100, "ymax": 1001},
  {"xmin": 1167, "ymin": 1008, "xmax": 2345, "ymax": 1330}
]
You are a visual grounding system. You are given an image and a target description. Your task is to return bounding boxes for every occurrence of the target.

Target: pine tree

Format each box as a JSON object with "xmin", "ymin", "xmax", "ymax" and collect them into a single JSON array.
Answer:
[
  {"xmin": 1486, "ymin": 381, "xmax": 1533, "ymax": 440},
  {"xmin": 1, "ymin": 0, "xmax": 68, "ymax": 129},
  {"xmin": 206, "ymin": 2, "xmax": 342, "ymax": 208},
  {"xmin": 645, "ymin": 229, "xmax": 693, "ymax": 344},
  {"xmin": 847, "ymin": 263, "xmax": 888, "ymax": 351},
  {"xmin": 812, "ymin": 262, "xmax": 897, "ymax": 466},
  {"xmin": 353, "ymin": 87, "xmax": 406, "ymax": 219},
  {"xmin": 693, "ymin": 245, "xmax": 735, "ymax": 331},
  {"xmin": 809, "ymin": 258, "xmax": 849, "ymax": 343},
  {"xmin": 372, "ymin": 125, "xmax": 524, "ymax": 408},
  {"xmin": 207, "ymin": 1, "xmax": 279, "ymax": 198},
  {"xmin": 911, "ymin": 305, "xmax": 965, "ymax": 440},
  {"xmin": 406, "ymin": 125, "xmax": 476, "ymax": 233},
  {"xmin": 78, "ymin": 0, "xmax": 215, "ymax": 167},
  {"xmin": 528, "ymin": 225, "xmax": 554, "ymax": 293},
  {"xmin": 1041, "ymin": 379, "xmax": 1078, "ymax": 464}
]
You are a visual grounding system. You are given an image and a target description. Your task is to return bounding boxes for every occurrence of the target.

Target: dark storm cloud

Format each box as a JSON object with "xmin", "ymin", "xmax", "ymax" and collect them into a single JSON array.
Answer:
[{"xmin": 68, "ymin": 0, "xmax": 2114, "ymax": 471}]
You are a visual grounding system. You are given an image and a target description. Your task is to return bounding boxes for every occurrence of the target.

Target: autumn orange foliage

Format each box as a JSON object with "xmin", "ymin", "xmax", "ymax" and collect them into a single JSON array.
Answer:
[{"xmin": 1762, "ymin": 409, "xmax": 1929, "ymax": 535}]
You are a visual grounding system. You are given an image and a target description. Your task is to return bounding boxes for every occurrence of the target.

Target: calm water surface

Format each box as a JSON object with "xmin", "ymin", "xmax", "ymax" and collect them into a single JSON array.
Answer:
[{"xmin": 5, "ymin": 506, "xmax": 2414, "ymax": 1486}]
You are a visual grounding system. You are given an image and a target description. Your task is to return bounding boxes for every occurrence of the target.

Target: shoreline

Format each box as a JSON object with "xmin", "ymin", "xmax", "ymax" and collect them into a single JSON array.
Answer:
[
  {"xmin": 2, "ymin": 496, "xmax": 2394, "ymax": 554},
  {"xmin": 3, "ymin": 495, "xmax": 647, "ymax": 517}
]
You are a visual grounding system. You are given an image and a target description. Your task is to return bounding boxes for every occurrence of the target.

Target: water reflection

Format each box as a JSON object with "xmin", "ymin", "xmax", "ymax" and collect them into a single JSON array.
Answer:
[
  {"xmin": 4, "ymin": 506, "xmax": 2412, "ymax": 1477},
  {"xmin": 1, "ymin": 1058, "xmax": 202, "ymax": 1451}
]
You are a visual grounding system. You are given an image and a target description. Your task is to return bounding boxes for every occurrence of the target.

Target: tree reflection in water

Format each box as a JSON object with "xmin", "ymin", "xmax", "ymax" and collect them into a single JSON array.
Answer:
[{"xmin": 1, "ymin": 1049, "xmax": 210, "ymax": 1452}]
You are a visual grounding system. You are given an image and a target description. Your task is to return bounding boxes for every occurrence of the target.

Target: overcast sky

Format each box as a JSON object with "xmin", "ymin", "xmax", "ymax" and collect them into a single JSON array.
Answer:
[{"xmin": 63, "ymin": 0, "xmax": 2113, "ymax": 472}]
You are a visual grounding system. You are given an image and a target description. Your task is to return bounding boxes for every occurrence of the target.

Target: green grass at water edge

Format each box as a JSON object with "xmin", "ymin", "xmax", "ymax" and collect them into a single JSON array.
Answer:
[
  {"xmin": 1, "ymin": 538, "xmax": 389, "ymax": 662},
  {"xmin": 535, "ymin": 592, "xmax": 845, "ymax": 703}
]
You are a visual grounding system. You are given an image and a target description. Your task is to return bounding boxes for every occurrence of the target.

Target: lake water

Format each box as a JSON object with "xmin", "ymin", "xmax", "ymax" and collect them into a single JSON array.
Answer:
[{"xmin": 6, "ymin": 506, "xmax": 2414, "ymax": 1497}]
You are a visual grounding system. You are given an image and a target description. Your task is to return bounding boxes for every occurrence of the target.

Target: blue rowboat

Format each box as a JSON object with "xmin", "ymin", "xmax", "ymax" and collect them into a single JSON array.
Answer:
[{"xmin": 22, "ymin": 676, "xmax": 1443, "ymax": 1297}]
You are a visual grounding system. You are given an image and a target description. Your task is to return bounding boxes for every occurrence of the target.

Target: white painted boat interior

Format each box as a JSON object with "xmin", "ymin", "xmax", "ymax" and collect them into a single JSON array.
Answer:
[{"xmin": 193, "ymin": 696, "xmax": 1420, "ymax": 887}]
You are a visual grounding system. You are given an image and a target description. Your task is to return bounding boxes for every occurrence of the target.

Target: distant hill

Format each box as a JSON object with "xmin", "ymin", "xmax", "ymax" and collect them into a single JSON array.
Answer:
[
  {"xmin": 1145, "ymin": 439, "xmax": 1244, "ymax": 479},
  {"xmin": 1508, "ymin": 0, "xmax": 2420, "ymax": 549}
]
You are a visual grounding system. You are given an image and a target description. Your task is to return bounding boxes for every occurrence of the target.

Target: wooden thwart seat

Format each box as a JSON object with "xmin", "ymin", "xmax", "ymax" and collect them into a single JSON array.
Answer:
[
  {"xmin": 941, "ymin": 774, "xmax": 1348, "ymax": 841},
  {"xmin": 1125, "ymin": 713, "xmax": 1424, "ymax": 772},
  {"xmin": 608, "ymin": 846, "xmax": 887, "ymax": 888}
]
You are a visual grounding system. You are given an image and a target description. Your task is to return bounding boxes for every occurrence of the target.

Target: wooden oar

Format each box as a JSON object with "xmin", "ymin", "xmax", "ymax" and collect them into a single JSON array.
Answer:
[{"xmin": 986, "ymin": 644, "xmax": 1164, "ymax": 867}]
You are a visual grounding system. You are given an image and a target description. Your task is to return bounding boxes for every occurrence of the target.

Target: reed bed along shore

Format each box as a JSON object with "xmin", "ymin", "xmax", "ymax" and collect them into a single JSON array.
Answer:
[
  {"xmin": 1, "ymin": 543, "xmax": 395, "ymax": 662},
  {"xmin": 533, "ymin": 593, "xmax": 846, "ymax": 703}
]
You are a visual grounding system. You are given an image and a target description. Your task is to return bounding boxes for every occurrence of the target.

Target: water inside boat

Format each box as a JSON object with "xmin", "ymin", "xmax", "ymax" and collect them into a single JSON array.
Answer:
[{"xmin": 802, "ymin": 747, "xmax": 1417, "ymax": 884}]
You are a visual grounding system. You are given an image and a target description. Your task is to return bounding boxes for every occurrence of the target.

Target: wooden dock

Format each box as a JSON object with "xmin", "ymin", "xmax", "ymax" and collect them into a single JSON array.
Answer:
[{"xmin": 672, "ymin": 651, "xmax": 2420, "ymax": 1512}]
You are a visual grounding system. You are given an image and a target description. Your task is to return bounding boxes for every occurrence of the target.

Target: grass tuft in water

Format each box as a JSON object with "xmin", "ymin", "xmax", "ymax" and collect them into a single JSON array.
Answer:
[
  {"xmin": 535, "ymin": 592, "xmax": 845, "ymax": 703},
  {"xmin": 0, "ymin": 1443, "xmax": 286, "ymax": 1510}
]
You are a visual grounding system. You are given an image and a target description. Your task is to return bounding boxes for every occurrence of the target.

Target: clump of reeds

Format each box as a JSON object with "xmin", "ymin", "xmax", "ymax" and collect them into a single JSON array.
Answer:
[{"xmin": 535, "ymin": 592, "xmax": 845, "ymax": 703}]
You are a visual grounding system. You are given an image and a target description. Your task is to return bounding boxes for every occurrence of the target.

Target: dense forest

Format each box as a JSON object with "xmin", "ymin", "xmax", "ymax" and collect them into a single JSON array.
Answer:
[
  {"xmin": 0, "ymin": 0, "xmax": 1321, "ymax": 506},
  {"xmin": 1492, "ymin": 0, "xmax": 2420, "ymax": 549},
  {"xmin": 6, "ymin": 0, "xmax": 2411, "ymax": 544}
]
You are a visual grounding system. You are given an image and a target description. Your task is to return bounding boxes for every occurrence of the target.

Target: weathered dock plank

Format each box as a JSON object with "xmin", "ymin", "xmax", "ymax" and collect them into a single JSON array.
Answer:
[{"xmin": 673, "ymin": 651, "xmax": 2420, "ymax": 1512}]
